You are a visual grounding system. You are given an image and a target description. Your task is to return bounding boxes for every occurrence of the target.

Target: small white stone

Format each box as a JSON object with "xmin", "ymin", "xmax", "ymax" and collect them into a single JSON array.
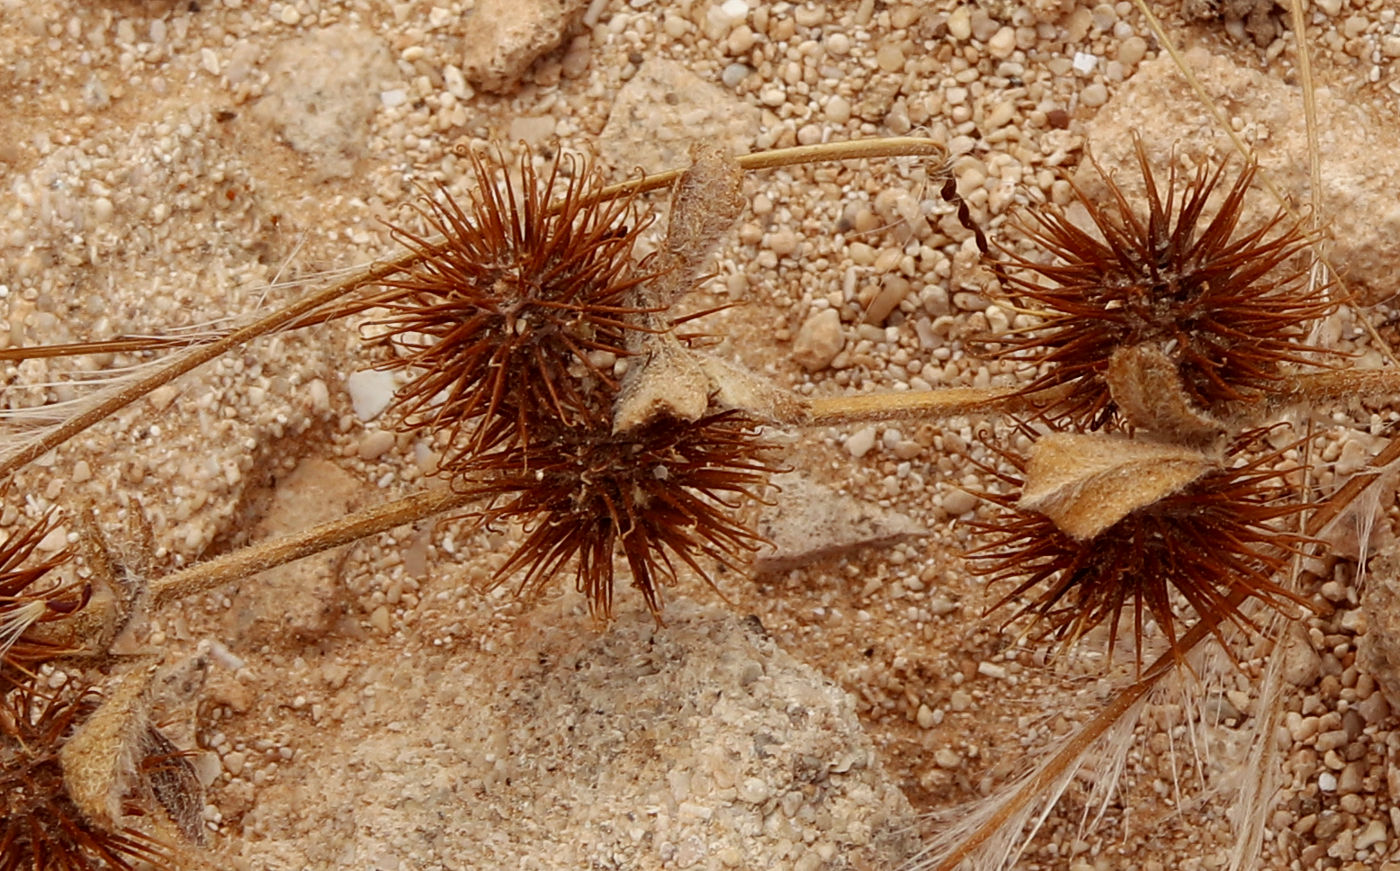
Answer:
[
  {"xmin": 947, "ymin": 6, "xmax": 972, "ymax": 41},
  {"xmin": 934, "ymin": 748, "xmax": 961, "ymax": 769},
  {"xmin": 941, "ymin": 488, "xmax": 979, "ymax": 516},
  {"xmin": 916, "ymin": 704, "xmax": 936, "ymax": 729},
  {"xmin": 201, "ymin": 47, "xmax": 221, "ymax": 75},
  {"xmin": 845, "ymin": 427, "xmax": 877, "ymax": 459},
  {"xmin": 1072, "ymin": 51, "xmax": 1097, "ymax": 74},
  {"xmin": 825, "ymin": 95, "xmax": 851, "ymax": 124},
  {"xmin": 380, "ymin": 89, "xmax": 408, "ymax": 107},
  {"xmin": 721, "ymin": 63, "xmax": 751, "ymax": 88},
  {"xmin": 70, "ymin": 460, "xmax": 92, "ymax": 483},
  {"xmin": 346, "ymin": 369, "xmax": 397, "ymax": 421},
  {"xmin": 987, "ymin": 26, "xmax": 1016, "ymax": 59},
  {"xmin": 738, "ymin": 777, "xmax": 771, "ymax": 804},
  {"xmin": 369, "ymin": 605, "xmax": 392, "ymax": 633},
  {"xmin": 1319, "ymin": 771, "xmax": 1338, "ymax": 792},
  {"xmin": 279, "ymin": 4, "xmax": 301, "ymax": 25}
]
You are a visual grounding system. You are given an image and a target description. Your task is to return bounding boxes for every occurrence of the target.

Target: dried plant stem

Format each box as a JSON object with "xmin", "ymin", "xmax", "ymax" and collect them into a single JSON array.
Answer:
[
  {"xmin": 799, "ymin": 386, "xmax": 1031, "ymax": 426},
  {"xmin": 149, "ymin": 485, "xmax": 474, "ymax": 611},
  {"xmin": 0, "ymin": 252, "xmax": 420, "ymax": 479},
  {"xmin": 1281, "ymin": 369, "xmax": 1400, "ymax": 408},
  {"xmin": 587, "ymin": 137, "xmax": 949, "ymax": 205}
]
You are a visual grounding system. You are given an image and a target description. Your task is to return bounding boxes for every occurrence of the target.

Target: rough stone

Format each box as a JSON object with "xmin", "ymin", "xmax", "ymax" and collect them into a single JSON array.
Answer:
[
  {"xmin": 1087, "ymin": 51, "xmax": 1400, "ymax": 305},
  {"xmin": 598, "ymin": 59, "xmax": 762, "ymax": 173},
  {"xmin": 250, "ymin": 25, "xmax": 396, "ymax": 180},
  {"xmin": 460, "ymin": 0, "xmax": 590, "ymax": 93},
  {"xmin": 755, "ymin": 471, "xmax": 928, "ymax": 573},
  {"xmin": 792, "ymin": 308, "xmax": 844, "ymax": 371},
  {"xmin": 220, "ymin": 458, "xmax": 365, "ymax": 647}
]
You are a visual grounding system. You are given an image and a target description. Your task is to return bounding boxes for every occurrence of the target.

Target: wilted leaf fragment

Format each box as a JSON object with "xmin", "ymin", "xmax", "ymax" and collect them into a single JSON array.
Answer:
[{"xmin": 1018, "ymin": 432, "xmax": 1214, "ymax": 540}]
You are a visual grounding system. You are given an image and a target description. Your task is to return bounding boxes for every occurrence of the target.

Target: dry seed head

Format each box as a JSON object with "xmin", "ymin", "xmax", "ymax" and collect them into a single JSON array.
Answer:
[
  {"xmin": 997, "ymin": 138, "xmax": 1334, "ymax": 431},
  {"xmin": 471, "ymin": 409, "xmax": 781, "ymax": 619},
  {"xmin": 967, "ymin": 430, "xmax": 1316, "ymax": 669},
  {"xmin": 1, "ymin": 675, "xmax": 177, "ymax": 871},
  {"xmin": 0, "ymin": 512, "xmax": 89, "ymax": 676},
  {"xmin": 368, "ymin": 147, "xmax": 655, "ymax": 465}
]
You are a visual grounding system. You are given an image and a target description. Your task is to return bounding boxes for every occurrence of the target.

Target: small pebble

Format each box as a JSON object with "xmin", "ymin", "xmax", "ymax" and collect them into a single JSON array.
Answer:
[
  {"xmin": 846, "ymin": 426, "xmax": 877, "ymax": 459},
  {"xmin": 358, "ymin": 430, "xmax": 397, "ymax": 461},
  {"xmin": 721, "ymin": 63, "xmax": 751, "ymax": 88},
  {"xmin": 947, "ymin": 6, "xmax": 972, "ymax": 41},
  {"xmin": 825, "ymin": 95, "xmax": 852, "ymax": 124},
  {"xmin": 346, "ymin": 369, "xmax": 397, "ymax": 421},
  {"xmin": 792, "ymin": 309, "xmax": 844, "ymax": 371},
  {"xmin": 1356, "ymin": 819, "xmax": 1388, "ymax": 851},
  {"xmin": 941, "ymin": 488, "xmax": 979, "ymax": 516},
  {"xmin": 987, "ymin": 27, "xmax": 1016, "ymax": 59},
  {"xmin": 369, "ymin": 605, "xmax": 391, "ymax": 633}
]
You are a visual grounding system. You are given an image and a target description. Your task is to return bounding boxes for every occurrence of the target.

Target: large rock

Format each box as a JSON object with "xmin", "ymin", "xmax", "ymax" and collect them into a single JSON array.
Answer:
[{"xmin": 251, "ymin": 26, "xmax": 396, "ymax": 181}]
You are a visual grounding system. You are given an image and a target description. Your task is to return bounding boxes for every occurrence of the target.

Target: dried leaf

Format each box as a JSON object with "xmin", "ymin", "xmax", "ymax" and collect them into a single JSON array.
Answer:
[
  {"xmin": 1106, "ymin": 343, "xmax": 1226, "ymax": 445},
  {"xmin": 1019, "ymin": 432, "xmax": 1215, "ymax": 539}
]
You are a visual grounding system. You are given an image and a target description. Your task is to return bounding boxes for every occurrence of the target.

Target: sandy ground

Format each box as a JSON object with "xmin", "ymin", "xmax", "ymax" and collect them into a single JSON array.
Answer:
[{"xmin": 5, "ymin": 0, "xmax": 1400, "ymax": 869}]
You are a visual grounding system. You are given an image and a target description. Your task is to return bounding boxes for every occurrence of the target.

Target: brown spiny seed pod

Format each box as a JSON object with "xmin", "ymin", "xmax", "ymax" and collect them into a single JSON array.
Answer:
[
  {"xmin": 1, "ymin": 676, "xmax": 177, "ymax": 870},
  {"xmin": 469, "ymin": 407, "xmax": 780, "ymax": 619},
  {"xmin": 0, "ymin": 512, "xmax": 88, "ymax": 677},
  {"xmin": 368, "ymin": 147, "xmax": 655, "ymax": 462},
  {"xmin": 996, "ymin": 138, "xmax": 1334, "ymax": 431},
  {"xmin": 966, "ymin": 429, "xmax": 1315, "ymax": 669}
]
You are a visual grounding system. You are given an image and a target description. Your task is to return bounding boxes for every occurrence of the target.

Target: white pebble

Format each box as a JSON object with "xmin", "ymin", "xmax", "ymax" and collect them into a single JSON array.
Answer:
[
  {"xmin": 1072, "ymin": 51, "xmax": 1097, "ymax": 73},
  {"xmin": 721, "ymin": 63, "xmax": 751, "ymax": 88},
  {"xmin": 987, "ymin": 26, "xmax": 1016, "ymax": 59},
  {"xmin": 358, "ymin": 430, "xmax": 397, "ymax": 461},
  {"xmin": 346, "ymin": 369, "xmax": 397, "ymax": 421},
  {"xmin": 947, "ymin": 6, "xmax": 972, "ymax": 41},
  {"xmin": 824, "ymin": 95, "xmax": 851, "ymax": 124},
  {"xmin": 916, "ymin": 704, "xmax": 936, "ymax": 729},
  {"xmin": 846, "ymin": 427, "xmax": 877, "ymax": 459},
  {"xmin": 941, "ymin": 488, "xmax": 979, "ymax": 516},
  {"xmin": 1318, "ymin": 771, "xmax": 1338, "ymax": 792}
]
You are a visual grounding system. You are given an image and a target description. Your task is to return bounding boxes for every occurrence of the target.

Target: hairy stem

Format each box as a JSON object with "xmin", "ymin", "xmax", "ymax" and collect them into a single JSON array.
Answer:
[{"xmin": 149, "ymin": 486, "xmax": 475, "ymax": 611}]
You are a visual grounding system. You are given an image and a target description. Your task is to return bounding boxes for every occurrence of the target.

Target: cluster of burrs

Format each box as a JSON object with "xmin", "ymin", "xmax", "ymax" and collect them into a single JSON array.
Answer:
[{"xmin": 964, "ymin": 138, "xmax": 1344, "ymax": 670}]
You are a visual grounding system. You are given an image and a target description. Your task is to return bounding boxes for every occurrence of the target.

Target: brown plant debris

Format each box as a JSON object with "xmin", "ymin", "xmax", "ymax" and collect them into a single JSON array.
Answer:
[
  {"xmin": 0, "ymin": 676, "xmax": 177, "ymax": 871},
  {"xmin": 470, "ymin": 407, "xmax": 781, "ymax": 619},
  {"xmin": 367, "ymin": 147, "xmax": 656, "ymax": 466},
  {"xmin": 996, "ymin": 138, "xmax": 1334, "ymax": 431},
  {"xmin": 0, "ymin": 512, "xmax": 87, "ymax": 678},
  {"xmin": 966, "ymin": 429, "xmax": 1317, "ymax": 669}
]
